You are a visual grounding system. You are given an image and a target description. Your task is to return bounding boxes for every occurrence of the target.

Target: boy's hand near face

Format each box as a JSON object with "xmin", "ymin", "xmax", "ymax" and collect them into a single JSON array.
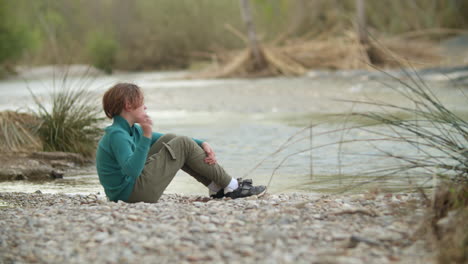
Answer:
[{"xmin": 137, "ymin": 114, "xmax": 153, "ymax": 139}]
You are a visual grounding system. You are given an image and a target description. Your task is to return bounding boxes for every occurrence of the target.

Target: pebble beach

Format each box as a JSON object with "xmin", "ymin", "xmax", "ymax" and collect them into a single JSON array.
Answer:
[{"xmin": 0, "ymin": 192, "xmax": 434, "ymax": 263}]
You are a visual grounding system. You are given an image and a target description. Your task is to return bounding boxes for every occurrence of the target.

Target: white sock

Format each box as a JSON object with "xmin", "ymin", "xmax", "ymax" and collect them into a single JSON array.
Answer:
[
  {"xmin": 208, "ymin": 182, "xmax": 222, "ymax": 195},
  {"xmin": 223, "ymin": 178, "xmax": 239, "ymax": 194}
]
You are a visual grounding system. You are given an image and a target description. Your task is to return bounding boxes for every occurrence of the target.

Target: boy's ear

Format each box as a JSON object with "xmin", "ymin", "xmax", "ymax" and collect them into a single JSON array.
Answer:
[{"xmin": 123, "ymin": 101, "xmax": 132, "ymax": 112}]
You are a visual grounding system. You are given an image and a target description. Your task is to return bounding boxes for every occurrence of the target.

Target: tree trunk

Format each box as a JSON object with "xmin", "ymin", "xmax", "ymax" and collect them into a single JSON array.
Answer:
[
  {"xmin": 356, "ymin": 0, "xmax": 368, "ymax": 45},
  {"xmin": 356, "ymin": 0, "xmax": 385, "ymax": 65},
  {"xmin": 239, "ymin": 0, "xmax": 264, "ymax": 68}
]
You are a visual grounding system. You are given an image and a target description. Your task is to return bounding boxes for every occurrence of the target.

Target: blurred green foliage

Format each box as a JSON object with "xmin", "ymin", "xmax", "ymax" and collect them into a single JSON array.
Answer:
[
  {"xmin": 1, "ymin": 0, "xmax": 467, "ymax": 72},
  {"xmin": 0, "ymin": 0, "xmax": 35, "ymax": 74},
  {"xmin": 87, "ymin": 32, "xmax": 118, "ymax": 74}
]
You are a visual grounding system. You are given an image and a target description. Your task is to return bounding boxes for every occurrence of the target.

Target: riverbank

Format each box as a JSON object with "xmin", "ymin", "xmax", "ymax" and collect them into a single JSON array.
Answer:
[
  {"xmin": 0, "ymin": 192, "xmax": 434, "ymax": 263},
  {"xmin": 0, "ymin": 151, "xmax": 92, "ymax": 181}
]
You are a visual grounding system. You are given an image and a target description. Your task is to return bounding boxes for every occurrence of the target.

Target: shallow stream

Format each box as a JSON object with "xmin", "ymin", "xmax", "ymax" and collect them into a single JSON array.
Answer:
[{"xmin": 0, "ymin": 66, "xmax": 466, "ymax": 195}]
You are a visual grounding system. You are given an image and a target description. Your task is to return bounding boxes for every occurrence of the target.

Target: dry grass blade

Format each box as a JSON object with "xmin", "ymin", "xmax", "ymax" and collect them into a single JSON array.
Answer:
[{"xmin": 0, "ymin": 111, "xmax": 42, "ymax": 152}]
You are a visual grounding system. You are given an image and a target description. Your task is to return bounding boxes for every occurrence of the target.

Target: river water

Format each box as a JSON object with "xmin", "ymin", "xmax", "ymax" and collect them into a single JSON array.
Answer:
[{"xmin": 0, "ymin": 66, "xmax": 467, "ymax": 196}]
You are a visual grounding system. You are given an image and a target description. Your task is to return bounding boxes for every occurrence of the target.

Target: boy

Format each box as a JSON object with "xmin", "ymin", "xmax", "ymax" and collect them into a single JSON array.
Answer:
[{"xmin": 96, "ymin": 83, "xmax": 266, "ymax": 203}]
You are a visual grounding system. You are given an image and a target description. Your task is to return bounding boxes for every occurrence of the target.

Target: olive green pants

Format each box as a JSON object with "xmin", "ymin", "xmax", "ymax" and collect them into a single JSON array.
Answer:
[{"xmin": 128, "ymin": 134, "xmax": 232, "ymax": 203}]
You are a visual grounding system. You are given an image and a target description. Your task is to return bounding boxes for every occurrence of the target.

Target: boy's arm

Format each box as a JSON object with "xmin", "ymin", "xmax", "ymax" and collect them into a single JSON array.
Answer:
[
  {"xmin": 193, "ymin": 137, "xmax": 204, "ymax": 146},
  {"xmin": 110, "ymin": 131, "xmax": 151, "ymax": 179},
  {"xmin": 151, "ymin": 132, "xmax": 164, "ymax": 145}
]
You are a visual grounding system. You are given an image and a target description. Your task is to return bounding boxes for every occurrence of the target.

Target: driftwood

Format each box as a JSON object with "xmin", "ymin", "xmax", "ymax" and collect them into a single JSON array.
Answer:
[
  {"xmin": 331, "ymin": 208, "xmax": 379, "ymax": 217},
  {"xmin": 194, "ymin": 0, "xmax": 308, "ymax": 79},
  {"xmin": 347, "ymin": 235, "xmax": 382, "ymax": 248},
  {"xmin": 193, "ymin": 29, "xmax": 441, "ymax": 79}
]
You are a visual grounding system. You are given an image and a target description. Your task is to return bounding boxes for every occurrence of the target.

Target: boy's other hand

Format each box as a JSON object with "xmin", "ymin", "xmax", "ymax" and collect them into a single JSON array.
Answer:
[{"xmin": 201, "ymin": 142, "xmax": 217, "ymax": 165}]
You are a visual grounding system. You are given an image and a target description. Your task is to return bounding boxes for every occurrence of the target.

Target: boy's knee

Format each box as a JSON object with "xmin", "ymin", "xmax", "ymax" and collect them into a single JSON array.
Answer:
[
  {"xmin": 167, "ymin": 136, "xmax": 198, "ymax": 152},
  {"xmin": 178, "ymin": 135, "xmax": 192, "ymax": 143},
  {"xmin": 161, "ymin": 133, "xmax": 177, "ymax": 141},
  {"xmin": 170, "ymin": 135, "xmax": 194, "ymax": 147}
]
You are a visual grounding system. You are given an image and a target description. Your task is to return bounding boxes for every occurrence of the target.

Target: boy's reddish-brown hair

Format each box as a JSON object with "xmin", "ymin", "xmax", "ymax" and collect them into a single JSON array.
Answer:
[{"xmin": 102, "ymin": 83, "xmax": 144, "ymax": 118}]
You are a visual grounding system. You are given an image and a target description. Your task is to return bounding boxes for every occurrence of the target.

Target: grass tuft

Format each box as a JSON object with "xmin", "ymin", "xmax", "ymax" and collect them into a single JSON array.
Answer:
[{"xmin": 30, "ymin": 85, "xmax": 103, "ymax": 158}]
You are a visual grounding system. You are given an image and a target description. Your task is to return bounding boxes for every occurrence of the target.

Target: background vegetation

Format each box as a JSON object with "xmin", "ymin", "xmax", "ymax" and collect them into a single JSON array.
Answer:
[{"xmin": 1, "ymin": 0, "xmax": 468, "ymax": 74}]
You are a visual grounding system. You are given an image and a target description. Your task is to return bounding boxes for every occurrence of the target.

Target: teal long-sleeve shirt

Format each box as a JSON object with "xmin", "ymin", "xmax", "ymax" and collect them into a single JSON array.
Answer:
[{"xmin": 96, "ymin": 115, "xmax": 204, "ymax": 202}]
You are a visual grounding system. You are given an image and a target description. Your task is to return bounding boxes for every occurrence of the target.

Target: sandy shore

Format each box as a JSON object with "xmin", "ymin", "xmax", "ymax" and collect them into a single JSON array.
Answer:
[{"xmin": 0, "ymin": 192, "xmax": 434, "ymax": 263}]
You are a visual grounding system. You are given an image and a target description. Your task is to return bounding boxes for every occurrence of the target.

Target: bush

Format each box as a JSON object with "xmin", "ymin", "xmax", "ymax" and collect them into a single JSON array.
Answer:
[
  {"xmin": 0, "ymin": 0, "xmax": 31, "ymax": 73},
  {"xmin": 0, "ymin": 26, "xmax": 29, "ymax": 64},
  {"xmin": 87, "ymin": 33, "xmax": 118, "ymax": 74}
]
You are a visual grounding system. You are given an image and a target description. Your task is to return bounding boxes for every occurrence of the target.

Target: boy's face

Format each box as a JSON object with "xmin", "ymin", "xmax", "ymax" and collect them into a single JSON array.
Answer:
[{"xmin": 128, "ymin": 102, "xmax": 148, "ymax": 124}]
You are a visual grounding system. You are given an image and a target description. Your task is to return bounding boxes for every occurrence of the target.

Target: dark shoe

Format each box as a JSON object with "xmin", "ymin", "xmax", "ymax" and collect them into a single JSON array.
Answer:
[
  {"xmin": 225, "ymin": 179, "xmax": 266, "ymax": 199},
  {"xmin": 210, "ymin": 178, "xmax": 266, "ymax": 199},
  {"xmin": 209, "ymin": 178, "xmax": 247, "ymax": 199},
  {"xmin": 210, "ymin": 189, "xmax": 225, "ymax": 199},
  {"xmin": 238, "ymin": 178, "xmax": 252, "ymax": 186}
]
